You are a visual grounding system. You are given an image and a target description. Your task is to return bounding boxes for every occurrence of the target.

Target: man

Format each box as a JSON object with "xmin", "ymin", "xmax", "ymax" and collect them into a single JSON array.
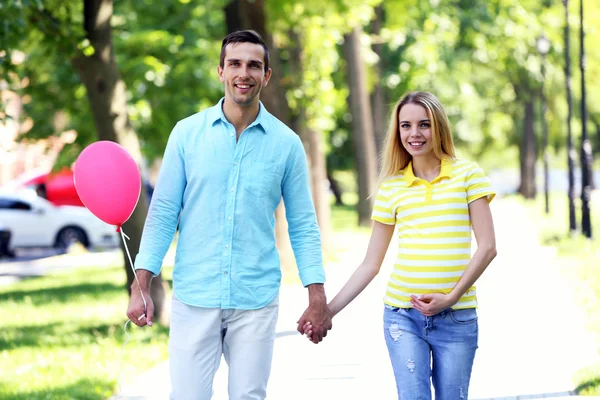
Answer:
[{"xmin": 126, "ymin": 30, "xmax": 332, "ymax": 400}]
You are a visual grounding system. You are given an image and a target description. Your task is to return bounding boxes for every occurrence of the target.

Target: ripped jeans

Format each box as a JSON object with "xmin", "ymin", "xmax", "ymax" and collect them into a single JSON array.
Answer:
[{"xmin": 383, "ymin": 305, "xmax": 478, "ymax": 400}]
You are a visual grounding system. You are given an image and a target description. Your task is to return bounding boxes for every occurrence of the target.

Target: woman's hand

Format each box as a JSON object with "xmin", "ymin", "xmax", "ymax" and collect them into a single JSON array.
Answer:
[{"xmin": 410, "ymin": 293, "xmax": 456, "ymax": 316}]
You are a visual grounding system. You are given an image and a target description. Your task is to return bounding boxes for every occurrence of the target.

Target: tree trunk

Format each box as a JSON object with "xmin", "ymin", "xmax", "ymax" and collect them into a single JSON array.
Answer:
[
  {"xmin": 327, "ymin": 172, "xmax": 344, "ymax": 205},
  {"xmin": 287, "ymin": 29, "xmax": 331, "ymax": 252},
  {"xmin": 343, "ymin": 27, "xmax": 378, "ymax": 226},
  {"xmin": 370, "ymin": 4, "xmax": 388, "ymax": 161},
  {"xmin": 519, "ymin": 97, "xmax": 537, "ymax": 199},
  {"xmin": 223, "ymin": 0, "xmax": 299, "ymax": 269},
  {"xmin": 564, "ymin": 1, "xmax": 577, "ymax": 233},
  {"xmin": 73, "ymin": 0, "xmax": 168, "ymax": 324},
  {"xmin": 224, "ymin": 0, "xmax": 290, "ymax": 124}
]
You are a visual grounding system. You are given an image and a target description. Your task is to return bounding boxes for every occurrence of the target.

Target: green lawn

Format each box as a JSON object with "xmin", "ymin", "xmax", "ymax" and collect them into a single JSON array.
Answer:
[
  {"xmin": 515, "ymin": 191, "xmax": 600, "ymax": 395},
  {"xmin": 0, "ymin": 266, "xmax": 173, "ymax": 400},
  {"xmin": 0, "ymin": 198, "xmax": 369, "ymax": 400}
]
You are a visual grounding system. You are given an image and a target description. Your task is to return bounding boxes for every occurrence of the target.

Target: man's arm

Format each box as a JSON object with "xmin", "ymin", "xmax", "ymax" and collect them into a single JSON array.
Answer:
[
  {"xmin": 127, "ymin": 123, "xmax": 186, "ymax": 326},
  {"xmin": 281, "ymin": 136, "xmax": 331, "ymax": 343},
  {"xmin": 134, "ymin": 123, "xmax": 186, "ymax": 276}
]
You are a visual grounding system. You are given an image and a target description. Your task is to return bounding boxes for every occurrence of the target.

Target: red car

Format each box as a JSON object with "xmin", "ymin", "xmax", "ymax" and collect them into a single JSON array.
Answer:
[
  {"xmin": 10, "ymin": 168, "xmax": 84, "ymax": 207},
  {"xmin": 5, "ymin": 167, "xmax": 153, "ymax": 208}
]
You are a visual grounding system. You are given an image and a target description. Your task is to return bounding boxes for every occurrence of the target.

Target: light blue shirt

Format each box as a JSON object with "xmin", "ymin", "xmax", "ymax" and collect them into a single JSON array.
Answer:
[{"xmin": 135, "ymin": 99, "xmax": 325, "ymax": 309}]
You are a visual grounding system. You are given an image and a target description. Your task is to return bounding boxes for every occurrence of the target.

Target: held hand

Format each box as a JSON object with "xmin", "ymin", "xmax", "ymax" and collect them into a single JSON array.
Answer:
[
  {"xmin": 302, "ymin": 321, "xmax": 314, "ymax": 341},
  {"xmin": 296, "ymin": 303, "xmax": 332, "ymax": 344},
  {"xmin": 126, "ymin": 288, "xmax": 154, "ymax": 327},
  {"xmin": 410, "ymin": 293, "xmax": 455, "ymax": 317}
]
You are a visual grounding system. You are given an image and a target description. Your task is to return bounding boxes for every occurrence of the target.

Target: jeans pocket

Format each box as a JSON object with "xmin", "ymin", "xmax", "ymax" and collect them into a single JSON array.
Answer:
[
  {"xmin": 384, "ymin": 304, "xmax": 400, "ymax": 312},
  {"xmin": 450, "ymin": 308, "xmax": 478, "ymax": 324}
]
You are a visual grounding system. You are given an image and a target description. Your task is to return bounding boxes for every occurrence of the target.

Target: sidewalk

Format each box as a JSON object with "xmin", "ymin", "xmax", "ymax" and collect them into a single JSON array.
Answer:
[{"xmin": 111, "ymin": 198, "xmax": 598, "ymax": 399}]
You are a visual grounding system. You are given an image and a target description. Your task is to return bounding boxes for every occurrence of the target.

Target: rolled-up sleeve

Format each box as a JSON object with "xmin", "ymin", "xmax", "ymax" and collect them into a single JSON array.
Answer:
[
  {"xmin": 134, "ymin": 123, "xmax": 186, "ymax": 275},
  {"xmin": 281, "ymin": 136, "xmax": 325, "ymax": 287}
]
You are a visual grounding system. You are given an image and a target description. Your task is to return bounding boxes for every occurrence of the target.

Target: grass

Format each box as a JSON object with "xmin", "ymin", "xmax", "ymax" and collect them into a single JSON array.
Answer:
[
  {"xmin": 0, "ymin": 265, "xmax": 173, "ymax": 400},
  {"xmin": 0, "ymin": 193, "xmax": 371, "ymax": 400},
  {"xmin": 513, "ymin": 191, "xmax": 600, "ymax": 395}
]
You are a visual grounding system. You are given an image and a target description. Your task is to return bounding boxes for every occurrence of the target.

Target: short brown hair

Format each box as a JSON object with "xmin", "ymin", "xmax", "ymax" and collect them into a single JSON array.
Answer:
[{"xmin": 220, "ymin": 30, "xmax": 270, "ymax": 72}]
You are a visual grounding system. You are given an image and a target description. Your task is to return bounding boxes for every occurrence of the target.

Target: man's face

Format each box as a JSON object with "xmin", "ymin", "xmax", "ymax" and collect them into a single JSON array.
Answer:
[{"xmin": 218, "ymin": 42, "xmax": 272, "ymax": 107}]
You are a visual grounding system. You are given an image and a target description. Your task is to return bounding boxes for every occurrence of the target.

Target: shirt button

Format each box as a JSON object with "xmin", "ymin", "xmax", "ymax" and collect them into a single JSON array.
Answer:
[
  {"xmin": 223, "ymin": 271, "xmax": 228, "ymax": 275},
  {"xmin": 228, "ymin": 216, "xmax": 232, "ymax": 221},
  {"xmin": 230, "ymin": 133, "xmax": 234, "ymax": 137},
  {"xmin": 234, "ymin": 161, "xmax": 238, "ymax": 165},
  {"xmin": 225, "ymin": 244, "xmax": 229, "ymax": 248},
  {"xmin": 230, "ymin": 187, "xmax": 235, "ymax": 192}
]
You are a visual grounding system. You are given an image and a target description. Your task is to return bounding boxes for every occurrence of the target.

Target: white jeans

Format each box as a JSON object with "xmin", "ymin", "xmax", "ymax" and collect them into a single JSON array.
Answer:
[{"xmin": 168, "ymin": 294, "xmax": 279, "ymax": 400}]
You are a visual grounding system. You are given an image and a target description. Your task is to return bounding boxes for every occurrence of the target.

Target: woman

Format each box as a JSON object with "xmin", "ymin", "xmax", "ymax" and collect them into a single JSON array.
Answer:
[{"xmin": 304, "ymin": 91, "xmax": 497, "ymax": 399}]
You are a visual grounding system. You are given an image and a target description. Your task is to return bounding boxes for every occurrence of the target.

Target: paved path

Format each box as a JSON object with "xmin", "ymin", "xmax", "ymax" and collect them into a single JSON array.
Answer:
[{"xmin": 107, "ymin": 197, "xmax": 596, "ymax": 399}]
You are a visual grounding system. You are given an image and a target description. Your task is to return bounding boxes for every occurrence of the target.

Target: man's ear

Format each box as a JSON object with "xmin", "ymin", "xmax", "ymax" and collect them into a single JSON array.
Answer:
[
  {"xmin": 217, "ymin": 66, "xmax": 225, "ymax": 83},
  {"xmin": 262, "ymin": 68, "xmax": 272, "ymax": 87}
]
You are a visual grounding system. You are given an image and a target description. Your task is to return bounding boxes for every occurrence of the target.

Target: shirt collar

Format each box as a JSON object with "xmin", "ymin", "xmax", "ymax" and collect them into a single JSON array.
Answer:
[
  {"xmin": 403, "ymin": 157, "xmax": 453, "ymax": 186},
  {"xmin": 209, "ymin": 97, "xmax": 268, "ymax": 134}
]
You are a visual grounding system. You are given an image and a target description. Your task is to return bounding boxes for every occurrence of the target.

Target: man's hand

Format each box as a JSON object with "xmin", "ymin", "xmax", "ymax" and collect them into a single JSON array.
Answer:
[
  {"xmin": 297, "ymin": 302, "xmax": 332, "ymax": 344},
  {"xmin": 410, "ymin": 293, "xmax": 456, "ymax": 317},
  {"xmin": 127, "ymin": 288, "xmax": 155, "ymax": 327},
  {"xmin": 126, "ymin": 270, "xmax": 155, "ymax": 327},
  {"xmin": 296, "ymin": 284, "xmax": 332, "ymax": 344}
]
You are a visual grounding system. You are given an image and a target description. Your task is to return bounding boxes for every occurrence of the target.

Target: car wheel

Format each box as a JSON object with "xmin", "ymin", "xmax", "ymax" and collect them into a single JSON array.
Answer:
[{"xmin": 55, "ymin": 227, "xmax": 89, "ymax": 251}]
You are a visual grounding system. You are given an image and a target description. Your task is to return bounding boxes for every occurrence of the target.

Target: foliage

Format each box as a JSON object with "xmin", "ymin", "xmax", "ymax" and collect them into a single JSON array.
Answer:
[{"xmin": 2, "ymin": 0, "xmax": 599, "ymax": 177}]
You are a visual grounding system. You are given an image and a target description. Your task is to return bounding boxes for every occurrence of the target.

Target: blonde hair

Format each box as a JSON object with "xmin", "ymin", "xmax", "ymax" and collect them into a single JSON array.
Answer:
[{"xmin": 377, "ymin": 91, "xmax": 456, "ymax": 187}]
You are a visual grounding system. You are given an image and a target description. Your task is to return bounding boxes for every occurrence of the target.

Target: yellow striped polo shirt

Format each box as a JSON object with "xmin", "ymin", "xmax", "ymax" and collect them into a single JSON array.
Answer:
[{"xmin": 371, "ymin": 158, "xmax": 495, "ymax": 309}]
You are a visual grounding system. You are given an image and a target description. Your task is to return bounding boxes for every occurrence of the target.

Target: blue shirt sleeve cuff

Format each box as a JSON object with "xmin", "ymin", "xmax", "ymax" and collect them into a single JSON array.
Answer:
[
  {"xmin": 299, "ymin": 266, "xmax": 326, "ymax": 287},
  {"xmin": 134, "ymin": 253, "xmax": 162, "ymax": 276}
]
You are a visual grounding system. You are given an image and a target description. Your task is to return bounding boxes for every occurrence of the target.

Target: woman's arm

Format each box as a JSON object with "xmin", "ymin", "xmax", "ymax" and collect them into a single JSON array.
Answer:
[
  {"xmin": 448, "ymin": 196, "xmax": 497, "ymax": 300},
  {"xmin": 328, "ymin": 221, "xmax": 395, "ymax": 317},
  {"xmin": 411, "ymin": 196, "xmax": 497, "ymax": 315}
]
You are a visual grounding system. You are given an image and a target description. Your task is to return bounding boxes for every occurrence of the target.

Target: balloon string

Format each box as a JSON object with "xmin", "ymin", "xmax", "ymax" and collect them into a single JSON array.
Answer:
[
  {"xmin": 119, "ymin": 228, "xmax": 147, "ymax": 313},
  {"xmin": 116, "ymin": 228, "xmax": 148, "ymax": 397},
  {"xmin": 117, "ymin": 319, "xmax": 133, "ymax": 397}
]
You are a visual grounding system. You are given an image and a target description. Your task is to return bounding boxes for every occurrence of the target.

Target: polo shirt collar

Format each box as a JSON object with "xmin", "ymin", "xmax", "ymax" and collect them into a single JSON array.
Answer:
[{"xmin": 404, "ymin": 157, "xmax": 453, "ymax": 186}]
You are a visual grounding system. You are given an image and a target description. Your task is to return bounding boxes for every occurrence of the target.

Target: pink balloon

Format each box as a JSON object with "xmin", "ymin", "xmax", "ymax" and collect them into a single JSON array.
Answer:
[{"xmin": 74, "ymin": 141, "xmax": 141, "ymax": 227}]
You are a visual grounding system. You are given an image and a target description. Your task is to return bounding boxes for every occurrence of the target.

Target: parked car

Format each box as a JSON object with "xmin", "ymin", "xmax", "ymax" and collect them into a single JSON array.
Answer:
[
  {"xmin": 4, "ymin": 167, "xmax": 154, "ymax": 207},
  {"xmin": 0, "ymin": 224, "xmax": 11, "ymax": 258},
  {"xmin": 3, "ymin": 167, "xmax": 84, "ymax": 207},
  {"xmin": 0, "ymin": 190, "xmax": 119, "ymax": 256}
]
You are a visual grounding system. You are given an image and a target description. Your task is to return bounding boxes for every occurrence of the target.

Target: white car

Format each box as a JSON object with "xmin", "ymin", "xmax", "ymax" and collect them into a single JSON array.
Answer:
[{"xmin": 0, "ymin": 190, "xmax": 119, "ymax": 256}]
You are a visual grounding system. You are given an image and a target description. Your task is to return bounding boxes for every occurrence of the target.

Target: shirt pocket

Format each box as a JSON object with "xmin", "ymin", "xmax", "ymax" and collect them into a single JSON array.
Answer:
[{"xmin": 243, "ymin": 161, "xmax": 276, "ymax": 198}]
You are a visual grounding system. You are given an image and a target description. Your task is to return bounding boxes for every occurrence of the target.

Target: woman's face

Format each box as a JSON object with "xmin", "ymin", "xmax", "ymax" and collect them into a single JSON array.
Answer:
[{"xmin": 398, "ymin": 103, "xmax": 433, "ymax": 158}]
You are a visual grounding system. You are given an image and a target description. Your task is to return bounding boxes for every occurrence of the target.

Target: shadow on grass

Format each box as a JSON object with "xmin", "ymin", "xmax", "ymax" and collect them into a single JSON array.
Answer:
[
  {"xmin": 74, "ymin": 321, "xmax": 170, "ymax": 342},
  {"xmin": 576, "ymin": 377, "xmax": 600, "ymax": 395},
  {"xmin": 0, "ymin": 322, "xmax": 66, "ymax": 349},
  {"xmin": 1, "ymin": 320, "xmax": 170, "ymax": 351},
  {"xmin": 0, "ymin": 282, "xmax": 124, "ymax": 305},
  {"xmin": 0, "ymin": 377, "xmax": 115, "ymax": 400}
]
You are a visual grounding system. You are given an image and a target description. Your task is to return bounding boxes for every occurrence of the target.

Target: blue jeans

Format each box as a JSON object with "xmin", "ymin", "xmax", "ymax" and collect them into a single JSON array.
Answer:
[{"xmin": 383, "ymin": 305, "xmax": 478, "ymax": 400}]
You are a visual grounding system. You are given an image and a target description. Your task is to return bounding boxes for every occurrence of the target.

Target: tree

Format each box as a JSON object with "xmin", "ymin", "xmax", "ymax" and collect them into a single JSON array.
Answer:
[
  {"xmin": 224, "ymin": 0, "xmax": 333, "ymax": 253},
  {"xmin": 369, "ymin": 4, "xmax": 388, "ymax": 159},
  {"xmin": 343, "ymin": 27, "xmax": 378, "ymax": 226},
  {"xmin": 3, "ymin": 0, "xmax": 169, "ymax": 322}
]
